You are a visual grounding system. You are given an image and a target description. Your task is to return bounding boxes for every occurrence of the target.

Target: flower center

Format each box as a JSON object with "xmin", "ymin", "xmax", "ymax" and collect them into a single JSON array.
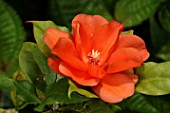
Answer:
[{"xmin": 87, "ymin": 49, "xmax": 102, "ymax": 65}]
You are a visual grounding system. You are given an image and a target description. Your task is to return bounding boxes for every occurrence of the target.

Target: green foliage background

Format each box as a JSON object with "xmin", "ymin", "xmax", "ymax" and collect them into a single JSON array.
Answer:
[{"xmin": 0, "ymin": 0, "xmax": 170, "ymax": 113}]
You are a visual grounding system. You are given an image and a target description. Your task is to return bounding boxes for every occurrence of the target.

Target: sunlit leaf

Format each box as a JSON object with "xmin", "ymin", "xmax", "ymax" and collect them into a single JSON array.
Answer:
[
  {"xmin": 136, "ymin": 62, "xmax": 170, "ymax": 95},
  {"xmin": 0, "ymin": 0, "xmax": 25, "ymax": 75},
  {"xmin": 14, "ymin": 80, "xmax": 41, "ymax": 104},
  {"xmin": 19, "ymin": 42, "xmax": 56, "ymax": 91},
  {"xmin": 121, "ymin": 30, "xmax": 134, "ymax": 35},
  {"xmin": 0, "ymin": 109, "xmax": 4, "ymax": 113},
  {"xmin": 115, "ymin": 0, "xmax": 162, "ymax": 27},
  {"xmin": 68, "ymin": 80, "xmax": 98, "ymax": 99},
  {"xmin": 29, "ymin": 21, "xmax": 69, "ymax": 56},
  {"xmin": 0, "ymin": 109, "xmax": 17, "ymax": 113},
  {"xmin": 35, "ymin": 78, "xmax": 88, "ymax": 112}
]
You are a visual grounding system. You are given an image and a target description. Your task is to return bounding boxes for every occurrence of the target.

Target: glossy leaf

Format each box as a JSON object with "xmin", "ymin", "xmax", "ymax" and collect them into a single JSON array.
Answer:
[
  {"xmin": 35, "ymin": 78, "xmax": 88, "ymax": 112},
  {"xmin": 0, "ymin": 0, "xmax": 25, "ymax": 75},
  {"xmin": 30, "ymin": 21, "xmax": 69, "ymax": 56},
  {"xmin": 119, "ymin": 93, "xmax": 159, "ymax": 113},
  {"xmin": 48, "ymin": 0, "xmax": 112, "ymax": 28},
  {"xmin": 136, "ymin": 62, "xmax": 170, "ymax": 95},
  {"xmin": 145, "ymin": 95, "xmax": 170, "ymax": 113},
  {"xmin": 19, "ymin": 42, "xmax": 56, "ymax": 91},
  {"xmin": 13, "ymin": 80, "xmax": 41, "ymax": 104},
  {"xmin": 115, "ymin": 0, "xmax": 162, "ymax": 27},
  {"xmin": 68, "ymin": 80, "xmax": 98, "ymax": 99}
]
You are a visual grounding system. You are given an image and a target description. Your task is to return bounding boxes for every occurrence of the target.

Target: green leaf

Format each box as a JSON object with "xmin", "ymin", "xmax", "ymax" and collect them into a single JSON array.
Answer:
[
  {"xmin": 145, "ymin": 95, "xmax": 170, "ymax": 113},
  {"xmin": 19, "ymin": 42, "xmax": 56, "ymax": 91},
  {"xmin": 119, "ymin": 93, "xmax": 159, "ymax": 113},
  {"xmin": 150, "ymin": 16, "xmax": 170, "ymax": 50},
  {"xmin": 121, "ymin": 30, "xmax": 134, "ymax": 35},
  {"xmin": 136, "ymin": 62, "xmax": 170, "ymax": 95},
  {"xmin": 158, "ymin": 2, "xmax": 170, "ymax": 32},
  {"xmin": 49, "ymin": 0, "xmax": 112, "ymax": 28},
  {"xmin": 115, "ymin": 0, "xmax": 162, "ymax": 27},
  {"xmin": 156, "ymin": 41, "xmax": 170, "ymax": 61},
  {"xmin": 57, "ymin": 99, "xmax": 120, "ymax": 113},
  {"xmin": 29, "ymin": 21, "xmax": 69, "ymax": 56},
  {"xmin": 0, "ymin": 109, "xmax": 4, "ymax": 113},
  {"xmin": 35, "ymin": 78, "xmax": 88, "ymax": 112},
  {"xmin": 0, "ymin": 90, "xmax": 14, "ymax": 108},
  {"xmin": 0, "ymin": 109, "xmax": 17, "ymax": 113},
  {"xmin": 0, "ymin": 71, "xmax": 14, "ymax": 91},
  {"xmin": 14, "ymin": 80, "xmax": 41, "ymax": 104},
  {"xmin": 0, "ymin": 0, "xmax": 25, "ymax": 75},
  {"xmin": 83, "ymin": 99, "xmax": 115, "ymax": 113},
  {"xmin": 68, "ymin": 80, "xmax": 98, "ymax": 98}
]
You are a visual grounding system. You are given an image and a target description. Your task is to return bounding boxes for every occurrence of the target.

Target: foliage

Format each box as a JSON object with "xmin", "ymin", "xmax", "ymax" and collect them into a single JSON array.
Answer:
[{"xmin": 0, "ymin": 0, "xmax": 170, "ymax": 112}]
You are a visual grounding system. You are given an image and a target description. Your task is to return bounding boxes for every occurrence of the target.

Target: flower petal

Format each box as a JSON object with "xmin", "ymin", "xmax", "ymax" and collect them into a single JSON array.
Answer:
[
  {"xmin": 44, "ymin": 27, "xmax": 72, "ymax": 49},
  {"xmin": 48, "ymin": 57, "xmax": 63, "ymax": 75},
  {"xmin": 93, "ymin": 20, "xmax": 124, "ymax": 64},
  {"xmin": 92, "ymin": 73, "xmax": 135, "ymax": 103},
  {"xmin": 128, "ymin": 74, "xmax": 138, "ymax": 84},
  {"xmin": 118, "ymin": 34, "xmax": 150, "ymax": 61},
  {"xmin": 72, "ymin": 14, "xmax": 108, "ymax": 63},
  {"xmin": 87, "ymin": 64, "xmax": 106, "ymax": 79},
  {"xmin": 107, "ymin": 48, "xmax": 143, "ymax": 73},
  {"xmin": 59, "ymin": 62, "xmax": 100, "ymax": 86},
  {"xmin": 51, "ymin": 37, "xmax": 86, "ymax": 71}
]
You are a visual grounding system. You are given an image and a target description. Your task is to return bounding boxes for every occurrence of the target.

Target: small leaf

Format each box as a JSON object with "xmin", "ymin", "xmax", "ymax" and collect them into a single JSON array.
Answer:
[
  {"xmin": 68, "ymin": 80, "xmax": 98, "ymax": 98},
  {"xmin": 19, "ymin": 42, "xmax": 56, "ymax": 91},
  {"xmin": 121, "ymin": 30, "xmax": 134, "ymax": 35},
  {"xmin": 0, "ymin": 0, "xmax": 25, "ymax": 75},
  {"xmin": 13, "ymin": 80, "xmax": 41, "ymax": 104},
  {"xmin": 35, "ymin": 78, "xmax": 88, "ymax": 112},
  {"xmin": 115, "ymin": 0, "xmax": 162, "ymax": 27},
  {"xmin": 0, "ymin": 71, "xmax": 14, "ymax": 91},
  {"xmin": 136, "ymin": 62, "xmax": 170, "ymax": 95},
  {"xmin": 29, "ymin": 21, "xmax": 69, "ymax": 56}
]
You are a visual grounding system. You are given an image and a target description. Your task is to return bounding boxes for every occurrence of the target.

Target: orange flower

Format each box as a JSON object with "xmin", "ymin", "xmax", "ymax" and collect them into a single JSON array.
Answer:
[{"xmin": 44, "ymin": 14, "xmax": 149, "ymax": 103}]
